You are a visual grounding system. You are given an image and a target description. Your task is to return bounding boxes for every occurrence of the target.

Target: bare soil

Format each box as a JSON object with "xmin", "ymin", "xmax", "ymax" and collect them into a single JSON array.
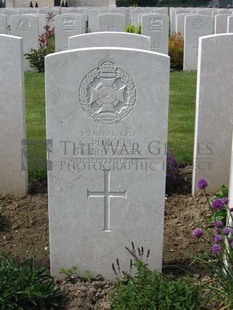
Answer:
[{"xmin": 0, "ymin": 168, "xmax": 214, "ymax": 309}]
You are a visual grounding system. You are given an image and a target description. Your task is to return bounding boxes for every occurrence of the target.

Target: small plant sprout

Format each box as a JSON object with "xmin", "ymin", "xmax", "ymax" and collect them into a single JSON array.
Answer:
[
  {"xmin": 83, "ymin": 270, "xmax": 94, "ymax": 282},
  {"xmin": 112, "ymin": 242, "xmax": 150, "ymax": 278},
  {"xmin": 60, "ymin": 265, "xmax": 78, "ymax": 279}
]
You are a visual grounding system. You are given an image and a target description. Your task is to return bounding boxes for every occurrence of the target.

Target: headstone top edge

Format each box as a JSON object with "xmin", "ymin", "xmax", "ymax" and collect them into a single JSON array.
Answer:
[
  {"xmin": 200, "ymin": 33, "xmax": 233, "ymax": 42},
  {"xmin": 0, "ymin": 34, "xmax": 23, "ymax": 41},
  {"xmin": 45, "ymin": 46, "xmax": 170, "ymax": 59}
]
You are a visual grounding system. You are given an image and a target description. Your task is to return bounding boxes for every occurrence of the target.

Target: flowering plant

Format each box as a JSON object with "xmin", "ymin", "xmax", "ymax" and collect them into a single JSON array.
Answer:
[
  {"xmin": 193, "ymin": 178, "xmax": 233, "ymax": 308},
  {"xmin": 25, "ymin": 13, "xmax": 55, "ymax": 72}
]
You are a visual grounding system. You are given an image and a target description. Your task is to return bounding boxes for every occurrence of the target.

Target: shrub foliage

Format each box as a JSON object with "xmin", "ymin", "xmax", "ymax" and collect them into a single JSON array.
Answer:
[
  {"xmin": 126, "ymin": 23, "xmax": 141, "ymax": 34},
  {"xmin": 110, "ymin": 259, "xmax": 204, "ymax": 310},
  {"xmin": 110, "ymin": 243, "xmax": 204, "ymax": 310},
  {"xmin": 0, "ymin": 254, "xmax": 64, "ymax": 309},
  {"xmin": 25, "ymin": 13, "xmax": 55, "ymax": 73},
  {"xmin": 169, "ymin": 32, "xmax": 184, "ymax": 71}
]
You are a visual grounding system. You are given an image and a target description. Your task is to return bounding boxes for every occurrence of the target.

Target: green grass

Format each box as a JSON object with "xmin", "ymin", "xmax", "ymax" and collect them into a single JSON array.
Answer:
[
  {"xmin": 25, "ymin": 72, "xmax": 46, "ymax": 181},
  {"xmin": 25, "ymin": 70, "xmax": 197, "ymax": 181},
  {"xmin": 168, "ymin": 71, "xmax": 197, "ymax": 164}
]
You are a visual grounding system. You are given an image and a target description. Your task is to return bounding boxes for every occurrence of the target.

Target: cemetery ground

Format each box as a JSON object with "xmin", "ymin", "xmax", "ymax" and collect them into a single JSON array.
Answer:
[{"xmin": 0, "ymin": 71, "xmax": 222, "ymax": 308}]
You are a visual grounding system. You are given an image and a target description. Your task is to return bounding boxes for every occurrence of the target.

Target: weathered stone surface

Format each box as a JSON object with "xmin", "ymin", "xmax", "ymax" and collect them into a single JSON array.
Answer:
[
  {"xmin": 11, "ymin": 14, "xmax": 39, "ymax": 71},
  {"xmin": 46, "ymin": 47, "xmax": 169, "ymax": 280},
  {"xmin": 193, "ymin": 34, "xmax": 233, "ymax": 194},
  {"xmin": 141, "ymin": 13, "xmax": 169, "ymax": 54},
  {"xmin": 0, "ymin": 14, "xmax": 7, "ymax": 34},
  {"xmin": 97, "ymin": 13, "xmax": 125, "ymax": 32},
  {"xmin": 55, "ymin": 13, "xmax": 85, "ymax": 51},
  {"xmin": 0, "ymin": 34, "xmax": 28, "ymax": 195},
  {"xmin": 183, "ymin": 14, "xmax": 213, "ymax": 71},
  {"xmin": 68, "ymin": 32, "xmax": 151, "ymax": 50},
  {"xmin": 214, "ymin": 13, "xmax": 231, "ymax": 34}
]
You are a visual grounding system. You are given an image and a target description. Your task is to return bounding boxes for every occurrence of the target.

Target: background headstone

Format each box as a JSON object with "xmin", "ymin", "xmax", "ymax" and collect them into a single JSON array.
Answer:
[
  {"xmin": 87, "ymin": 8, "xmax": 126, "ymax": 33},
  {"xmin": 141, "ymin": 13, "xmax": 169, "ymax": 54},
  {"xmin": 130, "ymin": 7, "xmax": 152, "ymax": 26},
  {"xmin": 227, "ymin": 15, "xmax": 233, "ymax": 33},
  {"xmin": 11, "ymin": 14, "xmax": 39, "ymax": 71},
  {"xmin": 214, "ymin": 13, "xmax": 231, "ymax": 34},
  {"xmin": 0, "ymin": 34, "xmax": 28, "ymax": 195},
  {"xmin": 97, "ymin": 13, "xmax": 125, "ymax": 32},
  {"xmin": 0, "ymin": 14, "xmax": 7, "ymax": 34},
  {"xmin": 183, "ymin": 14, "xmax": 213, "ymax": 71},
  {"xmin": 55, "ymin": 13, "xmax": 85, "ymax": 51},
  {"xmin": 68, "ymin": 32, "xmax": 151, "ymax": 50},
  {"xmin": 176, "ymin": 13, "xmax": 190, "ymax": 36},
  {"xmin": 46, "ymin": 47, "xmax": 170, "ymax": 280},
  {"xmin": 192, "ymin": 34, "xmax": 233, "ymax": 194}
]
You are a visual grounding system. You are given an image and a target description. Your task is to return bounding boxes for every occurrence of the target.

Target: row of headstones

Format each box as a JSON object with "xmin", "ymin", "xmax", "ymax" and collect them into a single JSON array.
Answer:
[
  {"xmin": 2, "ymin": 6, "xmax": 233, "ymax": 34},
  {"xmin": 1, "ymin": 31, "xmax": 233, "ymax": 280},
  {"xmin": 0, "ymin": 12, "xmax": 169, "ymax": 70},
  {"xmin": 0, "ymin": 6, "xmax": 168, "ymax": 34},
  {"xmin": 0, "ymin": 10, "xmax": 213, "ymax": 72},
  {"xmin": 2, "ymin": 7, "xmax": 233, "ymax": 72},
  {"xmin": 172, "ymin": 7, "xmax": 233, "ymax": 35},
  {"xmin": 2, "ymin": 6, "xmax": 233, "ymax": 35},
  {"xmin": 171, "ymin": 8, "xmax": 233, "ymax": 70}
]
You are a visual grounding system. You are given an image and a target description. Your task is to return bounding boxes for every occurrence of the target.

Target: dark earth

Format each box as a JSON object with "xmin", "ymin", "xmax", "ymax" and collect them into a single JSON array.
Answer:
[{"xmin": 0, "ymin": 167, "xmax": 216, "ymax": 309}]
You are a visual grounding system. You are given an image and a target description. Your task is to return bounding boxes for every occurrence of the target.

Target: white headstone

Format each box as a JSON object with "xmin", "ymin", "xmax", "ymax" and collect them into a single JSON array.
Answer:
[
  {"xmin": 214, "ymin": 14, "xmax": 231, "ymax": 34},
  {"xmin": 19, "ymin": 8, "xmax": 38, "ymax": 14},
  {"xmin": 0, "ymin": 14, "xmax": 7, "ymax": 34},
  {"xmin": 11, "ymin": 14, "xmax": 39, "ymax": 71},
  {"xmin": 68, "ymin": 32, "xmax": 151, "ymax": 50},
  {"xmin": 141, "ymin": 13, "xmax": 169, "ymax": 54},
  {"xmin": 55, "ymin": 14, "xmax": 85, "ymax": 51},
  {"xmin": 211, "ymin": 9, "xmax": 218, "ymax": 19},
  {"xmin": 192, "ymin": 34, "xmax": 233, "ymax": 194},
  {"xmin": 227, "ymin": 15, "xmax": 233, "ymax": 33},
  {"xmin": 46, "ymin": 47, "xmax": 170, "ymax": 280},
  {"xmin": 1, "ymin": 8, "xmax": 20, "ymax": 33},
  {"xmin": 153, "ymin": 7, "xmax": 168, "ymax": 15},
  {"xmin": 88, "ymin": 8, "xmax": 126, "ymax": 33},
  {"xmin": 176, "ymin": 13, "xmax": 190, "ymax": 36},
  {"xmin": 0, "ymin": 34, "xmax": 28, "ymax": 195},
  {"xmin": 218, "ymin": 9, "xmax": 231, "ymax": 14},
  {"xmin": 25, "ymin": 13, "xmax": 46, "ymax": 36},
  {"xmin": 39, "ymin": 7, "xmax": 61, "ymax": 16},
  {"xmin": 197, "ymin": 9, "xmax": 214, "ymax": 16},
  {"xmin": 183, "ymin": 15, "xmax": 213, "ymax": 71},
  {"xmin": 170, "ymin": 8, "xmax": 192, "ymax": 35},
  {"xmin": 130, "ymin": 7, "xmax": 152, "ymax": 26},
  {"xmin": 97, "ymin": 13, "xmax": 125, "ymax": 32}
]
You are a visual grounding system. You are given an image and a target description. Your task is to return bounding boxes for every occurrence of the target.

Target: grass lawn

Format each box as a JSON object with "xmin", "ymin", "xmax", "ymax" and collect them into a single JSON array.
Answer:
[
  {"xmin": 168, "ymin": 71, "xmax": 197, "ymax": 164},
  {"xmin": 25, "ymin": 70, "xmax": 197, "ymax": 181},
  {"xmin": 25, "ymin": 72, "xmax": 46, "ymax": 181}
]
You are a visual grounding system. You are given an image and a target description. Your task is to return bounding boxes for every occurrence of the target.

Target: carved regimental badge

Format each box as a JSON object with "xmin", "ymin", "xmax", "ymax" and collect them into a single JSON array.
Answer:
[{"xmin": 79, "ymin": 56, "xmax": 136, "ymax": 124}]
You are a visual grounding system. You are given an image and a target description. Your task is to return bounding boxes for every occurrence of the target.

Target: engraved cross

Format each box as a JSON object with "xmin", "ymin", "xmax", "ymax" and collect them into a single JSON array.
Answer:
[{"xmin": 87, "ymin": 170, "xmax": 127, "ymax": 231}]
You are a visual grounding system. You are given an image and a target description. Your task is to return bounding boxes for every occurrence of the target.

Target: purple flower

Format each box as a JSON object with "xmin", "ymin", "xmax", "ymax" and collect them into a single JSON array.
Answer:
[
  {"xmin": 214, "ymin": 234, "xmax": 223, "ymax": 243},
  {"xmin": 196, "ymin": 178, "xmax": 208, "ymax": 190},
  {"xmin": 193, "ymin": 228, "xmax": 203, "ymax": 238},
  {"xmin": 215, "ymin": 220, "xmax": 223, "ymax": 228},
  {"xmin": 212, "ymin": 199, "xmax": 225, "ymax": 211},
  {"xmin": 212, "ymin": 244, "xmax": 222, "ymax": 254},
  {"xmin": 230, "ymin": 208, "xmax": 233, "ymax": 212},
  {"xmin": 223, "ymin": 227, "xmax": 232, "ymax": 235},
  {"xmin": 221, "ymin": 198, "xmax": 229, "ymax": 205}
]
